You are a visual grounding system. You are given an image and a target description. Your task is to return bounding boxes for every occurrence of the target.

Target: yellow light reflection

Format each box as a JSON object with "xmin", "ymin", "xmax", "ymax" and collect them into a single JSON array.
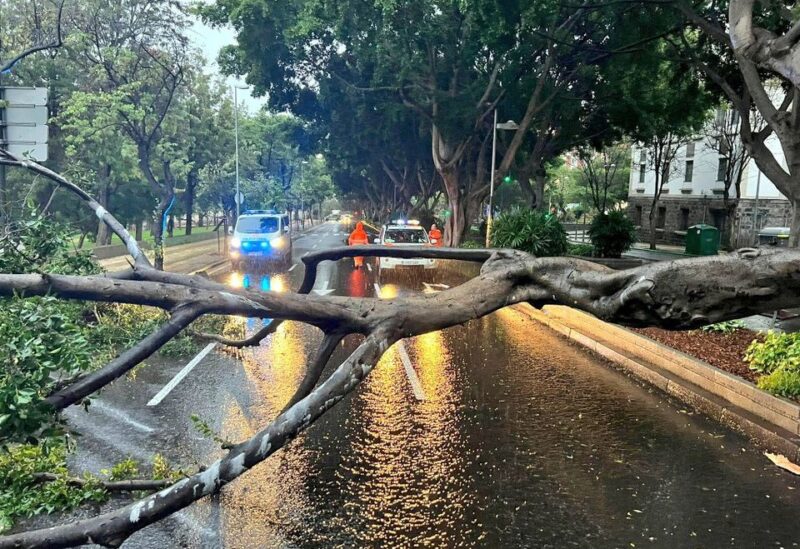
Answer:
[
  {"xmin": 220, "ymin": 320, "xmax": 314, "ymax": 547},
  {"xmin": 378, "ymin": 283, "xmax": 399, "ymax": 299},
  {"xmin": 228, "ymin": 272, "xmax": 243, "ymax": 288},
  {"xmin": 270, "ymin": 275, "xmax": 288, "ymax": 293}
]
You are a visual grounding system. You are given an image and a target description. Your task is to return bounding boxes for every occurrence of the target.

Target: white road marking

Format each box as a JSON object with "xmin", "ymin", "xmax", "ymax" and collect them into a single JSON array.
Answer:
[
  {"xmin": 289, "ymin": 263, "xmax": 298, "ymax": 271},
  {"xmin": 147, "ymin": 343, "xmax": 217, "ymax": 406},
  {"xmin": 397, "ymin": 341, "xmax": 426, "ymax": 401},
  {"xmin": 302, "ymin": 251, "xmax": 310, "ymax": 257},
  {"xmin": 91, "ymin": 400, "xmax": 155, "ymax": 433},
  {"xmin": 366, "ymin": 263, "xmax": 373, "ymax": 272},
  {"xmin": 372, "ymin": 280, "xmax": 426, "ymax": 401},
  {"xmin": 312, "ymin": 243, "xmax": 318, "ymax": 249},
  {"xmin": 312, "ymin": 279, "xmax": 335, "ymax": 295},
  {"xmin": 423, "ymin": 282, "xmax": 450, "ymax": 293}
]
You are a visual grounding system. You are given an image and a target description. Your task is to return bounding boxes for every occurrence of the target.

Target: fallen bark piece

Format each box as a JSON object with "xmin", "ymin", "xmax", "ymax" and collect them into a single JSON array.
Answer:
[{"xmin": 765, "ymin": 452, "xmax": 800, "ymax": 475}]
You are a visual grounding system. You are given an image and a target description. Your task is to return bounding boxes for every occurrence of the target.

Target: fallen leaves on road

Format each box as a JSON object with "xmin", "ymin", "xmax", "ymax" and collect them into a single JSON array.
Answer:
[{"xmin": 765, "ymin": 452, "xmax": 800, "ymax": 475}]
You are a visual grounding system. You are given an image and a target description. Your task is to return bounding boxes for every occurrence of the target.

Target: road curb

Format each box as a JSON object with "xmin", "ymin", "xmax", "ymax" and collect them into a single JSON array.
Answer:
[{"xmin": 514, "ymin": 303, "xmax": 800, "ymax": 461}]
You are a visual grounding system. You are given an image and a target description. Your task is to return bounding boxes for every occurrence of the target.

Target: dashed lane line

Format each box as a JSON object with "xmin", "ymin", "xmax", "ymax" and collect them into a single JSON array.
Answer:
[
  {"xmin": 289, "ymin": 263, "xmax": 298, "ymax": 271},
  {"xmin": 397, "ymin": 340, "xmax": 426, "ymax": 401},
  {"xmin": 372, "ymin": 281, "xmax": 426, "ymax": 401},
  {"xmin": 91, "ymin": 400, "xmax": 155, "ymax": 433},
  {"xmin": 147, "ymin": 343, "xmax": 217, "ymax": 407},
  {"xmin": 366, "ymin": 263, "xmax": 373, "ymax": 272}
]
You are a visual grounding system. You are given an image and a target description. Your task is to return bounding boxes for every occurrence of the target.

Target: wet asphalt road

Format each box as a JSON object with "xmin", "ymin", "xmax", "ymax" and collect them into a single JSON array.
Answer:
[{"xmin": 51, "ymin": 221, "xmax": 800, "ymax": 548}]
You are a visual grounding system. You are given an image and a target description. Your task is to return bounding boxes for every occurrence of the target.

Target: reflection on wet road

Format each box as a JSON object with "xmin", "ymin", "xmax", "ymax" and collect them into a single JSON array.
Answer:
[{"xmin": 211, "ymin": 223, "xmax": 800, "ymax": 548}]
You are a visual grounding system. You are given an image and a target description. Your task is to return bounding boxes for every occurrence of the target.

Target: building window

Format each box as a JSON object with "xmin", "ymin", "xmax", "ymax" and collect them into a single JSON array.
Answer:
[
  {"xmin": 711, "ymin": 209, "xmax": 727, "ymax": 231},
  {"xmin": 634, "ymin": 206, "xmax": 642, "ymax": 225},
  {"xmin": 639, "ymin": 150, "xmax": 646, "ymax": 163},
  {"xmin": 684, "ymin": 160, "xmax": 694, "ymax": 182},
  {"xmin": 680, "ymin": 208, "xmax": 690, "ymax": 230},
  {"xmin": 639, "ymin": 164, "xmax": 646, "ymax": 183},
  {"xmin": 656, "ymin": 206, "xmax": 666, "ymax": 229},
  {"xmin": 686, "ymin": 142, "xmax": 695, "ymax": 157},
  {"xmin": 717, "ymin": 157, "xmax": 728, "ymax": 181}
]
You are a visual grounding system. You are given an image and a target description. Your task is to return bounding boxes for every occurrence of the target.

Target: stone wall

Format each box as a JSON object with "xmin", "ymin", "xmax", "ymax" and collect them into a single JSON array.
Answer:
[{"xmin": 626, "ymin": 195, "xmax": 792, "ymax": 248}]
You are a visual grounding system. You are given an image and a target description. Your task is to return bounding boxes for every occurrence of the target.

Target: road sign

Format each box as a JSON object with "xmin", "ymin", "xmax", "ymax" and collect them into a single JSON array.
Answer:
[
  {"xmin": 0, "ymin": 86, "xmax": 49, "ymax": 161},
  {"xmin": 234, "ymin": 191, "xmax": 245, "ymax": 205}
]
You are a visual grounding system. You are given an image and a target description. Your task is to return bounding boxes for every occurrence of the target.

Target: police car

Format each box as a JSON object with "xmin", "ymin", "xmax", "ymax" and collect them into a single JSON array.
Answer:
[
  {"xmin": 374, "ymin": 219, "xmax": 436, "ymax": 272},
  {"xmin": 230, "ymin": 210, "xmax": 292, "ymax": 270}
]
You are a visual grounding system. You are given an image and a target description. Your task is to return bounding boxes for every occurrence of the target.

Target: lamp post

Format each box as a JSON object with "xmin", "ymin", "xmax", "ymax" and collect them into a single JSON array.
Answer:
[
  {"xmin": 751, "ymin": 166, "xmax": 763, "ymax": 246},
  {"xmin": 233, "ymin": 85, "xmax": 248, "ymax": 219},
  {"xmin": 486, "ymin": 112, "xmax": 519, "ymax": 247}
]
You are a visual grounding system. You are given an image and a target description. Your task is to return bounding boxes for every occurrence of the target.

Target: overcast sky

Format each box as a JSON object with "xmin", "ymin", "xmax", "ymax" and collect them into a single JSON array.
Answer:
[{"xmin": 188, "ymin": 15, "xmax": 267, "ymax": 113}]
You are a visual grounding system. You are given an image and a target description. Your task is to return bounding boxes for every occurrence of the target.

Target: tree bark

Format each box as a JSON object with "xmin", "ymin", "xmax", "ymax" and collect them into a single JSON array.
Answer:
[
  {"xmin": 185, "ymin": 170, "xmax": 197, "ymax": 236},
  {"xmin": 95, "ymin": 166, "xmax": 113, "ymax": 246}
]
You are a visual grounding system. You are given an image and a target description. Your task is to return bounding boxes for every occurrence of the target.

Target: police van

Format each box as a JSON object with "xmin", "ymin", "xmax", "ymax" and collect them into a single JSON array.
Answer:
[{"xmin": 230, "ymin": 210, "xmax": 292, "ymax": 270}]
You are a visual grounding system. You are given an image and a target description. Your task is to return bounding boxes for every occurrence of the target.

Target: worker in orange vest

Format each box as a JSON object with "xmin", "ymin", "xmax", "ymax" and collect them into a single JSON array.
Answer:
[
  {"xmin": 348, "ymin": 221, "xmax": 370, "ymax": 268},
  {"xmin": 429, "ymin": 223, "xmax": 443, "ymax": 246}
]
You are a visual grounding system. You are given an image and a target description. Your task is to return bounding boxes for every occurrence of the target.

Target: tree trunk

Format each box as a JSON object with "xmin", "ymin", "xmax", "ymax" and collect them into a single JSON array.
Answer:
[
  {"xmin": 135, "ymin": 220, "xmax": 143, "ymax": 242},
  {"xmin": 185, "ymin": 171, "xmax": 197, "ymax": 236},
  {"xmin": 153, "ymin": 194, "xmax": 173, "ymax": 271},
  {"xmin": 533, "ymin": 172, "xmax": 546, "ymax": 211},
  {"xmin": 440, "ymin": 168, "xmax": 465, "ymax": 246},
  {"xmin": 648, "ymin": 199, "xmax": 658, "ymax": 250},
  {"xmin": 95, "ymin": 167, "xmax": 112, "ymax": 246},
  {"xmin": 790, "ymin": 198, "xmax": 800, "ymax": 248}
]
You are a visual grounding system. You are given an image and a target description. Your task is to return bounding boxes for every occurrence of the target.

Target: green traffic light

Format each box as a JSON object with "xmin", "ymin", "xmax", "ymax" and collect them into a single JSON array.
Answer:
[{"xmin": 502, "ymin": 175, "xmax": 513, "ymax": 184}]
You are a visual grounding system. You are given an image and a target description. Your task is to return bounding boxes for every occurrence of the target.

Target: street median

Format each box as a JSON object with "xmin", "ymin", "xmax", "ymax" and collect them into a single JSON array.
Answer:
[{"xmin": 515, "ymin": 303, "xmax": 800, "ymax": 461}]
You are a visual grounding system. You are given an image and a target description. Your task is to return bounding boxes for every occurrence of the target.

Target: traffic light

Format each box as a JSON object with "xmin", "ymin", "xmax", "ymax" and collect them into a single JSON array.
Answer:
[{"xmin": 502, "ymin": 174, "xmax": 513, "ymax": 184}]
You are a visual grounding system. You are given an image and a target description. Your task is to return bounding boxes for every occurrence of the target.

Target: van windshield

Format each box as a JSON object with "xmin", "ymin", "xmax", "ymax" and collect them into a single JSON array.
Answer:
[
  {"xmin": 384, "ymin": 228, "xmax": 428, "ymax": 244},
  {"xmin": 237, "ymin": 216, "xmax": 279, "ymax": 234}
]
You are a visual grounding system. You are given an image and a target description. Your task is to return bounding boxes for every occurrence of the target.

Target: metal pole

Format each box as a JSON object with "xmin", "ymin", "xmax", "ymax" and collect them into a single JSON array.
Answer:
[
  {"xmin": 234, "ymin": 86, "xmax": 241, "ymax": 219},
  {"xmin": 486, "ymin": 108, "xmax": 498, "ymax": 247},
  {"xmin": 752, "ymin": 167, "xmax": 762, "ymax": 246}
]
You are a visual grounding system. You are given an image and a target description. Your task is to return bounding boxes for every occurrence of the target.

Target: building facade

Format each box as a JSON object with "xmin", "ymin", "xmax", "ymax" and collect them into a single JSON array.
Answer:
[{"xmin": 626, "ymin": 117, "xmax": 790, "ymax": 248}]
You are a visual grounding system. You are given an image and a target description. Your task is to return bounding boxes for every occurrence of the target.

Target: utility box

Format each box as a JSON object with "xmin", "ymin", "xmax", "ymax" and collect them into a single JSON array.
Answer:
[{"xmin": 685, "ymin": 224, "xmax": 719, "ymax": 255}]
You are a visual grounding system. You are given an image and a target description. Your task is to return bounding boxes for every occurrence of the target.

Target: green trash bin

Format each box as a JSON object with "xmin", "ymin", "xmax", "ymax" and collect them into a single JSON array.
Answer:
[{"xmin": 685, "ymin": 224, "xmax": 720, "ymax": 255}]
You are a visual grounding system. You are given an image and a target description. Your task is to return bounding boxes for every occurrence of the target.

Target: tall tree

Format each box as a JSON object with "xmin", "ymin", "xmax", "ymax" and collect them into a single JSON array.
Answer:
[
  {"xmin": 69, "ymin": 0, "xmax": 190, "ymax": 268},
  {"xmin": 675, "ymin": 0, "xmax": 800, "ymax": 245}
]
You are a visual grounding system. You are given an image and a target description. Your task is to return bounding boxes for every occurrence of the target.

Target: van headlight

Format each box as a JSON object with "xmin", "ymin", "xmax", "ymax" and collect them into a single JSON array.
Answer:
[
  {"xmin": 270, "ymin": 236, "xmax": 284, "ymax": 249},
  {"xmin": 230, "ymin": 237, "xmax": 241, "ymax": 248}
]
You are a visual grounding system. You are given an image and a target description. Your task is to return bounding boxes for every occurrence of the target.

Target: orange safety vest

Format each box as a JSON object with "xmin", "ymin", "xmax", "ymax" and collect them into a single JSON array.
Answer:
[
  {"xmin": 348, "ymin": 222, "xmax": 369, "ymax": 246},
  {"xmin": 429, "ymin": 228, "xmax": 443, "ymax": 246}
]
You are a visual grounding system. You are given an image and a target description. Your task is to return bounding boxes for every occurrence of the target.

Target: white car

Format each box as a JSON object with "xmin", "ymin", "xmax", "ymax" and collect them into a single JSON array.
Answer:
[
  {"xmin": 375, "ymin": 221, "xmax": 436, "ymax": 272},
  {"xmin": 230, "ymin": 211, "xmax": 292, "ymax": 270}
]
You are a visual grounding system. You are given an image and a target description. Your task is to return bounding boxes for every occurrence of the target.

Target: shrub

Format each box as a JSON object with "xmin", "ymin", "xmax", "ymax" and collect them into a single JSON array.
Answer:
[
  {"xmin": 460, "ymin": 240, "xmax": 482, "ymax": 249},
  {"xmin": 0, "ymin": 443, "xmax": 106, "ymax": 533},
  {"xmin": 587, "ymin": 211, "xmax": 637, "ymax": 258},
  {"xmin": 490, "ymin": 207, "xmax": 567, "ymax": 257},
  {"xmin": 567, "ymin": 243, "xmax": 594, "ymax": 257},
  {"xmin": 701, "ymin": 320, "xmax": 746, "ymax": 334},
  {"xmin": 745, "ymin": 332, "xmax": 800, "ymax": 399},
  {"xmin": 757, "ymin": 369, "xmax": 800, "ymax": 399},
  {"xmin": 744, "ymin": 332, "xmax": 800, "ymax": 374}
]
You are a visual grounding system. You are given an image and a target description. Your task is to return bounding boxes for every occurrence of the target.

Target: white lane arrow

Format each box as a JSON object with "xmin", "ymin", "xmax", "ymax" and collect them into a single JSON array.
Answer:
[{"xmin": 312, "ymin": 280, "xmax": 335, "ymax": 295}]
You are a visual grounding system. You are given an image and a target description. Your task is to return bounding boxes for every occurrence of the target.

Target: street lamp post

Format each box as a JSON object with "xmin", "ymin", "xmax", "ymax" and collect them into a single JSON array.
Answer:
[
  {"xmin": 486, "ymin": 112, "xmax": 519, "ymax": 247},
  {"xmin": 752, "ymin": 166, "xmax": 763, "ymax": 246},
  {"xmin": 233, "ymin": 85, "xmax": 248, "ymax": 219}
]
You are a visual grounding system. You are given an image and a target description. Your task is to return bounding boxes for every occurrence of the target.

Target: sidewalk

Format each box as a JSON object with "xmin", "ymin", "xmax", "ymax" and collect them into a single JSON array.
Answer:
[
  {"xmin": 623, "ymin": 243, "xmax": 691, "ymax": 262},
  {"xmin": 99, "ymin": 238, "xmax": 228, "ymax": 275}
]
